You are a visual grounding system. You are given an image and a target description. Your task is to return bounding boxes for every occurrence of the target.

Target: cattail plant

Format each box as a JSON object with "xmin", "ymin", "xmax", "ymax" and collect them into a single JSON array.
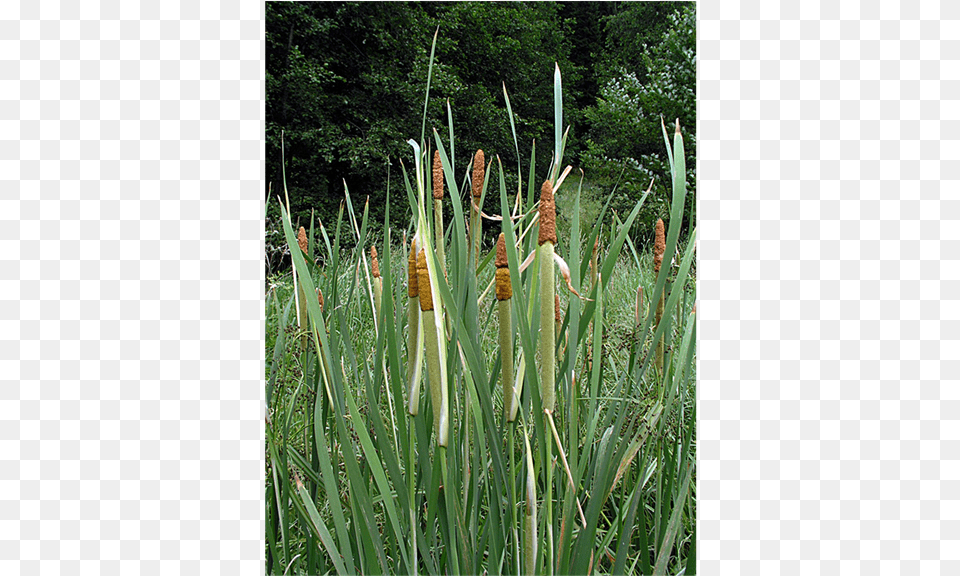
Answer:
[
  {"xmin": 495, "ymin": 233, "xmax": 515, "ymax": 421},
  {"xmin": 371, "ymin": 245, "xmax": 382, "ymax": 321},
  {"xmin": 471, "ymin": 149, "xmax": 485, "ymax": 268},
  {"xmin": 538, "ymin": 179, "xmax": 557, "ymax": 413},
  {"xmin": 267, "ymin": 56, "xmax": 698, "ymax": 576},
  {"xmin": 418, "ymin": 248, "xmax": 448, "ymax": 446},
  {"xmin": 654, "ymin": 217, "xmax": 666, "ymax": 373},
  {"xmin": 537, "ymin": 178, "xmax": 558, "ymax": 573}
]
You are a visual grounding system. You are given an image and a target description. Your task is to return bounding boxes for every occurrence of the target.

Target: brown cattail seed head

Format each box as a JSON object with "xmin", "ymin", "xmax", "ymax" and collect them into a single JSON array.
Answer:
[
  {"xmin": 407, "ymin": 239, "xmax": 419, "ymax": 298},
  {"xmin": 555, "ymin": 294, "xmax": 562, "ymax": 324},
  {"xmin": 495, "ymin": 268, "xmax": 512, "ymax": 301},
  {"xmin": 317, "ymin": 288, "xmax": 324, "ymax": 312},
  {"xmin": 416, "ymin": 249, "xmax": 434, "ymax": 311},
  {"xmin": 433, "ymin": 150, "xmax": 444, "ymax": 199},
  {"xmin": 371, "ymin": 246, "xmax": 380, "ymax": 278},
  {"xmin": 472, "ymin": 149, "xmax": 485, "ymax": 198},
  {"xmin": 538, "ymin": 179, "xmax": 557, "ymax": 245},
  {"xmin": 654, "ymin": 218, "xmax": 666, "ymax": 273},
  {"xmin": 495, "ymin": 233, "xmax": 508, "ymax": 268},
  {"xmin": 297, "ymin": 226, "xmax": 308, "ymax": 254}
]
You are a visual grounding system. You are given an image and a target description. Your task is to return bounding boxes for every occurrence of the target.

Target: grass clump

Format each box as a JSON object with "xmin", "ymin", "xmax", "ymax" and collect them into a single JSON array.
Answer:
[{"xmin": 265, "ymin": 48, "xmax": 696, "ymax": 576}]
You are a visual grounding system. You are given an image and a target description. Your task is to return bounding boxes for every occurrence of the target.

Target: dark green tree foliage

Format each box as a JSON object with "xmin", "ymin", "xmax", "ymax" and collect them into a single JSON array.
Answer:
[
  {"xmin": 266, "ymin": 1, "xmax": 574, "ymax": 238},
  {"xmin": 266, "ymin": 1, "xmax": 695, "ymax": 262},
  {"xmin": 582, "ymin": 3, "xmax": 696, "ymax": 237}
]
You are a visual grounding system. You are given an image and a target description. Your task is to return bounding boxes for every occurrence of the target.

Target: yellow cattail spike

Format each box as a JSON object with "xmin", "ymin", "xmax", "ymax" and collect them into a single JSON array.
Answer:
[
  {"xmin": 416, "ymin": 249, "xmax": 434, "ymax": 312},
  {"xmin": 408, "ymin": 239, "xmax": 419, "ymax": 298},
  {"xmin": 371, "ymin": 246, "xmax": 380, "ymax": 278}
]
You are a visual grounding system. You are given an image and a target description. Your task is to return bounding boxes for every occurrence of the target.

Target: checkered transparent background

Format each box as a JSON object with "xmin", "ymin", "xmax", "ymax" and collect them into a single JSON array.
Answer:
[{"xmin": 3, "ymin": 0, "xmax": 957, "ymax": 573}]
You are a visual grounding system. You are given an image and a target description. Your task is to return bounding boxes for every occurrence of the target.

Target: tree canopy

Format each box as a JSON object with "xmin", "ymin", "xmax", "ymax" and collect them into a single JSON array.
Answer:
[{"xmin": 266, "ymin": 1, "xmax": 695, "ymax": 250}]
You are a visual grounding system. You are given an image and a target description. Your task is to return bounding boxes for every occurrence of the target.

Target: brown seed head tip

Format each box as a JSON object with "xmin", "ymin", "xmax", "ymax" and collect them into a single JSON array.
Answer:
[
  {"xmin": 407, "ymin": 239, "xmax": 419, "ymax": 298},
  {"xmin": 495, "ymin": 233, "xmax": 508, "ymax": 268},
  {"xmin": 416, "ymin": 249, "xmax": 434, "ymax": 311},
  {"xmin": 537, "ymin": 180, "xmax": 557, "ymax": 245},
  {"xmin": 654, "ymin": 219, "xmax": 666, "ymax": 273},
  {"xmin": 555, "ymin": 294, "xmax": 562, "ymax": 324},
  {"xmin": 472, "ymin": 149, "xmax": 485, "ymax": 198},
  {"xmin": 432, "ymin": 150, "xmax": 444, "ymax": 199},
  {"xmin": 317, "ymin": 288, "xmax": 324, "ymax": 311},
  {"xmin": 371, "ymin": 246, "xmax": 380, "ymax": 278},
  {"xmin": 297, "ymin": 226, "xmax": 308, "ymax": 254}
]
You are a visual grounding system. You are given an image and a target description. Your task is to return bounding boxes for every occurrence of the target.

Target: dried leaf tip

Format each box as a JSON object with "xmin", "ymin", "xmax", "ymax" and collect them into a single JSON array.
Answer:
[
  {"xmin": 495, "ymin": 233, "xmax": 508, "ymax": 268},
  {"xmin": 371, "ymin": 246, "xmax": 380, "ymax": 278},
  {"xmin": 297, "ymin": 226, "xmax": 308, "ymax": 254},
  {"xmin": 416, "ymin": 249, "xmax": 434, "ymax": 311},
  {"xmin": 472, "ymin": 149, "xmax": 485, "ymax": 198},
  {"xmin": 537, "ymin": 179, "xmax": 557, "ymax": 245},
  {"xmin": 654, "ymin": 218, "xmax": 666, "ymax": 273},
  {"xmin": 675, "ymin": 118, "xmax": 681, "ymax": 135},
  {"xmin": 432, "ymin": 149, "xmax": 444, "ymax": 199},
  {"xmin": 407, "ymin": 238, "xmax": 419, "ymax": 298}
]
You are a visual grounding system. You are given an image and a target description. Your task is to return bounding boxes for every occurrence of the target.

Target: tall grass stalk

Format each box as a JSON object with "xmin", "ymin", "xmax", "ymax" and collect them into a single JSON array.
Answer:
[{"xmin": 654, "ymin": 217, "xmax": 666, "ymax": 374}]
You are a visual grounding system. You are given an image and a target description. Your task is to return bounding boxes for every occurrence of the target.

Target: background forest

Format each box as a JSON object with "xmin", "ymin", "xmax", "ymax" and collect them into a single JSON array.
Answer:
[{"xmin": 265, "ymin": 1, "xmax": 695, "ymax": 276}]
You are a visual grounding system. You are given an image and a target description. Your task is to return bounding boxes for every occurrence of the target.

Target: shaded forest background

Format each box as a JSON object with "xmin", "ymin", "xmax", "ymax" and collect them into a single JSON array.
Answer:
[{"xmin": 266, "ymin": 1, "xmax": 695, "ymax": 272}]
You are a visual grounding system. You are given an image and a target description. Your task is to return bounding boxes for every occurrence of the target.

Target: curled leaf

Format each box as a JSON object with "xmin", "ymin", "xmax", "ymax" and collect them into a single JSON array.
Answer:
[{"xmin": 552, "ymin": 252, "xmax": 590, "ymax": 300}]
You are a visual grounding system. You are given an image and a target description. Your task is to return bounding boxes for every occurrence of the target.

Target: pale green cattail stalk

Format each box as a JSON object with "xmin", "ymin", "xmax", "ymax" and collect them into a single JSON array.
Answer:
[
  {"xmin": 538, "ymin": 179, "xmax": 557, "ymax": 575},
  {"xmin": 523, "ymin": 428, "xmax": 537, "ymax": 576},
  {"xmin": 495, "ymin": 233, "xmax": 515, "ymax": 421},
  {"xmin": 418, "ymin": 249, "xmax": 448, "ymax": 446},
  {"xmin": 654, "ymin": 218, "xmax": 666, "ymax": 374},
  {"xmin": 471, "ymin": 149, "xmax": 484, "ymax": 269},
  {"xmin": 371, "ymin": 245, "xmax": 382, "ymax": 322},
  {"xmin": 403, "ymin": 241, "xmax": 419, "ymax": 576}
]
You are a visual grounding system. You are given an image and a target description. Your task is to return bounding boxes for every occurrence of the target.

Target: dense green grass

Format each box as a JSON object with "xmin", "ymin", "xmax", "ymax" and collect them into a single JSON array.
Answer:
[{"xmin": 265, "ymin": 51, "xmax": 696, "ymax": 576}]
